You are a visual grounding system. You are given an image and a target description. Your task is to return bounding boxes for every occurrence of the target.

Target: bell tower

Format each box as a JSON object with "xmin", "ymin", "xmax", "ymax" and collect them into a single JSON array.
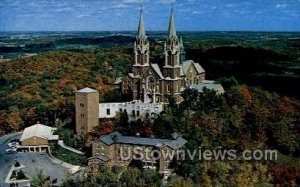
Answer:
[
  {"xmin": 163, "ymin": 8, "xmax": 181, "ymax": 100},
  {"xmin": 132, "ymin": 8, "xmax": 150, "ymax": 101},
  {"xmin": 133, "ymin": 8, "xmax": 150, "ymax": 76}
]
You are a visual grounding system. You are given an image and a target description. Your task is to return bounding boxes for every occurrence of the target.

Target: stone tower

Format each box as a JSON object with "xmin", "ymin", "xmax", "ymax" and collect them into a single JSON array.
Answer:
[
  {"xmin": 132, "ymin": 8, "xmax": 150, "ymax": 100},
  {"xmin": 75, "ymin": 87, "xmax": 99, "ymax": 134},
  {"xmin": 163, "ymin": 9, "xmax": 181, "ymax": 101}
]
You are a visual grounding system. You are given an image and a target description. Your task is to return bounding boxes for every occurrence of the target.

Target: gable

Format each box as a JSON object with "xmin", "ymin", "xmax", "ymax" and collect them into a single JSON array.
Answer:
[
  {"xmin": 150, "ymin": 64, "xmax": 164, "ymax": 79},
  {"xmin": 181, "ymin": 60, "xmax": 205, "ymax": 76}
]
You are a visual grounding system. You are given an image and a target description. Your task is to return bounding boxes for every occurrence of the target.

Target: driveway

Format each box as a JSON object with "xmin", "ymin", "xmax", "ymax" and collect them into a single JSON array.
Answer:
[{"xmin": 0, "ymin": 133, "xmax": 70, "ymax": 186}]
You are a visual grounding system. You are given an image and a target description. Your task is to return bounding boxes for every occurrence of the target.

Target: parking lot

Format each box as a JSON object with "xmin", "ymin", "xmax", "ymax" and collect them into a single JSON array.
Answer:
[{"xmin": 0, "ymin": 133, "xmax": 70, "ymax": 186}]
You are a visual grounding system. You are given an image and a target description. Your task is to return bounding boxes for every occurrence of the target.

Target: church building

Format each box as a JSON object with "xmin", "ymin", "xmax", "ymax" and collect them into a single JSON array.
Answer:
[
  {"xmin": 75, "ymin": 9, "xmax": 224, "ymax": 134},
  {"xmin": 116, "ymin": 9, "xmax": 224, "ymax": 104}
]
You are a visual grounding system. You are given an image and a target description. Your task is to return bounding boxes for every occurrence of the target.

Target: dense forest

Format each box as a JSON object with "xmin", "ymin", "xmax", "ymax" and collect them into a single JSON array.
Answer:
[
  {"xmin": 0, "ymin": 41, "xmax": 299, "ymax": 186},
  {"xmin": 89, "ymin": 83, "xmax": 299, "ymax": 187},
  {"xmin": 0, "ymin": 48, "xmax": 133, "ymax": 134}
]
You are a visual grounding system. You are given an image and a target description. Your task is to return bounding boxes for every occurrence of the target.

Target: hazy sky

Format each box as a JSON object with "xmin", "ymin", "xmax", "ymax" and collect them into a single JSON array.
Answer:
[{"xmin": 0, "ymin": 0, "xmax": 300, "ymax": 31}]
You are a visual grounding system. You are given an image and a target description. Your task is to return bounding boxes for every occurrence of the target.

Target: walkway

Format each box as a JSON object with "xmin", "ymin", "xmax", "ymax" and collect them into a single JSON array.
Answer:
[{"xmin": 58, "ymin": 140, "xmax": 84, "ymax": 155}]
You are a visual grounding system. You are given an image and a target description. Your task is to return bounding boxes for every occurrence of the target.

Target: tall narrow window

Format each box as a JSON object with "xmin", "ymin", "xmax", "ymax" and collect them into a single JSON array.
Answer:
[{"xmin": 106, "ymin": 109, "xmax": 110, "ymax": 115}]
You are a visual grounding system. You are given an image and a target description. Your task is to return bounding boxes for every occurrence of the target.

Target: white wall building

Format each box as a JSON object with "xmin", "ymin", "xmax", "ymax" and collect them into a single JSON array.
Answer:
[{"xmin": 99, "ymin": 100, "xmax": 164, "ymax": 119}]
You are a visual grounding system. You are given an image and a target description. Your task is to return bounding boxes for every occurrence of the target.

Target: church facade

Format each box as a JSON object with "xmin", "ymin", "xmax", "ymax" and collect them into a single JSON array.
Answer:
[
  {"xmin": 117, "ymin": 9, "xmax": 222, "ymax": 104},
  {"xmin": 75, "ymin": 9, "xmax": 224, "ymax": 134}
]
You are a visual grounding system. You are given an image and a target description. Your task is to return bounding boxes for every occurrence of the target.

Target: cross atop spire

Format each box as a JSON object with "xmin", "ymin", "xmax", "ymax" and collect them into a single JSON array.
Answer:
[
  {"xmin": 168, "ymin": 6, "xmax": 177, "ymax": 39},
  {"xmin": 137, "ymin": 7, "xmax": 146, "ymax": 39}
]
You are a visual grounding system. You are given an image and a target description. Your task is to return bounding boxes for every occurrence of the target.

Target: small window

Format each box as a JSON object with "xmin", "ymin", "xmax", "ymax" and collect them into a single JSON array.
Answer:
[
  {"xmin": 167, "ymin": 84, "xmax": 170, "ymax": 92},
  {"xmin": 137, "ymin": 111, "xmax": 140, "ymax": 117},
  {"xmin": 81, "ymin": 114, "xmax": 84, "ymax": 118},
  {"xmin": 80, "ymin": 103, "xmax": 84, "ymax": 107},
  {"xmin": 106, "ymin": 109, "xmax": 110, "ymax": 115}
]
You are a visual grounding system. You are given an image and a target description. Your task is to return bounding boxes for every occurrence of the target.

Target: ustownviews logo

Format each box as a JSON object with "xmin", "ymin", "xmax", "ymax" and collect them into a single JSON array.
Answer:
[{"xmin": 119, "ymin": 146, "xmax": 278, "ymax": 161}]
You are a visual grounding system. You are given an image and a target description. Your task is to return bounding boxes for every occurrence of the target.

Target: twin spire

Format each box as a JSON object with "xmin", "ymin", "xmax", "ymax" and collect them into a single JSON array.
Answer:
[
  {"xmin": 137, "ymin": 9, "xmax": 146, "ymax": 39},
  {"xmin": 168, "ymin": 8, "xmax": 177, "ymax": 39},
  {"xmin": 137, "ymin": 8, "xmax": 177, "ymax": 39}
]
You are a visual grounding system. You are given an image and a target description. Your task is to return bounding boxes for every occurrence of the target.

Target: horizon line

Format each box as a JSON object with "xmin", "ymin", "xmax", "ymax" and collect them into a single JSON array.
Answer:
[{"xmin": 1, "ymin": 30, "xmax": 300, "ymax": 33}]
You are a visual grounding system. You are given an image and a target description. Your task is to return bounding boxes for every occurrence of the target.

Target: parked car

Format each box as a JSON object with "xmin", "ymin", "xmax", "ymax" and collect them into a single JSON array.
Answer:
[
  {"xmin": 8, "ymin": 142, "xmax": 19, "ymax": 148},
  {"xmin": 10, "ymin": 139, "xmax": 19, "ymax": 143},
  {"xmin": 6, "ymin": 149, "xmax": 16, "ymax": 154}
]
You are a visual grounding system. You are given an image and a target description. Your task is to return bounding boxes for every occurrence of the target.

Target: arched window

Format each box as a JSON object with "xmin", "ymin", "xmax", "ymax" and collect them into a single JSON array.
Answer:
[{"xmin": 147, "ymin": 77, "xmax": 155, "ymax": 92}]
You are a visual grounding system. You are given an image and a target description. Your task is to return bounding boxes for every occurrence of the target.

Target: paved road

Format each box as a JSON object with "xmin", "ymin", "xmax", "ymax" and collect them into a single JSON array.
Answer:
[{"xmin": 0, "ymin": 133, "xmax": 69, "ymax": 186}]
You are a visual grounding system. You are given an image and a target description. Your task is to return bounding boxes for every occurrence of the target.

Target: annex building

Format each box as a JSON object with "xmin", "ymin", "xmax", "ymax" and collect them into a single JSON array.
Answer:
[
  {"xmin": 19, "ymin": 123, "xmax": 59, "ymax": 153},
  {"xmin": 90, "ymin": 131, "xmax": 187, "ymax": 179},
  {"xmin": 75, "ymin": 87, "xmax": 163, "ymax": 134}
]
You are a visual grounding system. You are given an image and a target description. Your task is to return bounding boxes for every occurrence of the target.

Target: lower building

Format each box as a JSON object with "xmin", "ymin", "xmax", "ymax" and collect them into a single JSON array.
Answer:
[
  {"xmin": 99, "ymin": 100, "xmax": 164, "ymax": 119},
  {"xmin": 90, "ymin": 131, "xmax": 187, "ymax": 179},
  {"xmin": 19, "ymin": 123, "xmax": 59, "ymax": 153}
]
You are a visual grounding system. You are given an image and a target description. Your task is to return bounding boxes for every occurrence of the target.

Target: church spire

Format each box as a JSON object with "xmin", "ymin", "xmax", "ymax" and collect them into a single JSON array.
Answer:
[
  {"xmin": 180, "ymin": 36, "xmax": 186, "ymax": 63},
  {"xmin": 168, "ymin": 7, "xmax": 177, "ymax": 39},
  {"xmin": 137, "ymin": 8, "xmax": 146, "ymax": 39},
  {"xmin": 180, "ymin": 36, "xmax": 184, "ymax": 49}
]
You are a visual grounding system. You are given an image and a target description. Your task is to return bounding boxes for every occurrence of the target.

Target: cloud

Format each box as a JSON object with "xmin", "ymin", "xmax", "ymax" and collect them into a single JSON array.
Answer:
[
  {"xmin": 110, "ymin": 3, "xmax": 129, "ymax": 9},
  {"xmin": 226, "ymin": 3, "xmax": 236, "ymax": 8},
  {"xmin": 123, "ymin": 0, "xmax": 146, "ymax": 3},
  {"xmin": 55, "ymin": 7, "xmax": 73, "ymax": 13},
  {"xmin": 77, "ymin": 14, "xmax": 90, "ymax": 18},
  {"xmin": 275, "ymin": 4, "xmax": 288, "ymax": 8},
  {"xmin": 39, "ymin": 14, "xmax": 53, "ymax": 18},
  {"xmin": 157, "ymin": 0, "xmax": 176, "ymax": 4},
  {"xmin": 179, "ymin": 8, "xmax": 191, "ymax": 13},
  {"xmin": 192, "ymin": 10, "xmax": 203, "ymax": 15},
  {"xmin": 239, "ymin": 10, "xmax": 251, "ymax": 15}
]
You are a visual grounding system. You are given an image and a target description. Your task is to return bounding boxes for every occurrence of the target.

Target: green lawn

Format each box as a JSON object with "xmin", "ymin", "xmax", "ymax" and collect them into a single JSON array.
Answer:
[{"xmin": 51, "ymin": 145, "xmax": 87, "ymax": 166}]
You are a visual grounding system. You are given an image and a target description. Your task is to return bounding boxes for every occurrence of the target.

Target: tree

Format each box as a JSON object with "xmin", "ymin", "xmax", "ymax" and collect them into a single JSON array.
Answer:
[
  {"xmin": 120, "ymin": 167, "xmax": 142, "ymax": 187},
  {"xmin": 103, "ymin": 89, "xmax": 123, "ymax": 102},
  {"xmin": 95, "ymin": 170, "xmax": 117, "ymax": 186},
  {"xmin": 5, "ymin": 107, "xmax": 23, "ymax": 132},
  {"xmin": 141, "ymin": 170, "xmax": 161, "ymax": 186},
  {"xmin": 31, "ymin": 169, "xmax": 51, "ymax": 187}
]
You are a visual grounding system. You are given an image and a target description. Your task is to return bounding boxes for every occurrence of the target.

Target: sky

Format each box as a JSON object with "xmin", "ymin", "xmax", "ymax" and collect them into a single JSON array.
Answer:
[{"xmin": 0, "ymin": 0, "xmax": 300, "ymax": 32}]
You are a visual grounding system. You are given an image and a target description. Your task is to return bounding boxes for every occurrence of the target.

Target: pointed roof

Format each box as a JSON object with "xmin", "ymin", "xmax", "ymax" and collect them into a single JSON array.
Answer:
[
  {"xmin": 20, "ymin": 123, "xmax": 58, "ymax": 141},
  {"xmin": 181, "ymin": 60, "xmax": 205, "ymax": 75},
  {"xmin": 77, "ymin": 87, "xmax": 97, "ymax": 93},
  {"xmin": 150, "ymin": 63, "xmax": 164, "ymax": 79},
  {"xmin": 137, "ymin": 9, "xmax": 146, "ymax": 39},
  {"xmin": 180, "ymin": 36, "xmax": 184, "ymax": 49},
  {"xmin": 168, "ymin": 8, "xmax": 177, "ymax": 39}
]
